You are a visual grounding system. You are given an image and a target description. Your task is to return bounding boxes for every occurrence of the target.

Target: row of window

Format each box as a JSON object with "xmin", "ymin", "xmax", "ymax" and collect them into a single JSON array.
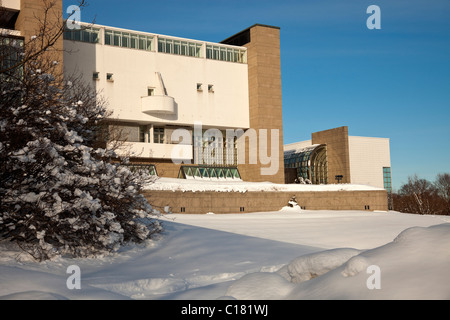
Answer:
[
  {"xmin": 137, "ymin": 126, "xmax": 165, "ymax": 144},
  {"xmin": 63, "ymin": 27, "xmax": 100, "ymax": 43},
  {"xmin": 157, "ymin": 37, "xmax": 203, "ymax": 58},
  {"xmin": 206, "ymin": 45, "xmax": 246, "ymax": 63},
  {"xmin": 105, "ymin": 29, "xmax": 154, "ymax": 51},
  {"xmin": 178, "ymin": 166, "xmax": 241, "ymax": 180},
  {"xmin": 63, "ymin": 27, "xmax": 247, "ymax": 63}
]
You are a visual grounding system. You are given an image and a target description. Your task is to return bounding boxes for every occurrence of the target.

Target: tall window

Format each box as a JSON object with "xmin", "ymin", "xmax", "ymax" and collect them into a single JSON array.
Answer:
[
  {"xmin": 154, "ymin": 127, "xmax": 165, "ymax": 144},
  {"xmin": 193, "ymin": 130, "xmax": 238, "ymax": 166},
  {"xmin": 383, "ymin": 167, "xmax": 392, "ymax": 193},
  {"xmin": 139, "ymin": 126, "xmax": 147, "ymax": 143},
  {"xmin": 0, "ymin": 35, "xmax": 24, "ymax": 80}
]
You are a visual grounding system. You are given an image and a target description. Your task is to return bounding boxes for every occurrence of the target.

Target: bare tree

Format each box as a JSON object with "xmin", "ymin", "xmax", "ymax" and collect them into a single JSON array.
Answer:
[
  {"xmin": 394, "ymin": 174, "xmax": 449, "ymax": 215},
  {"xmin": 435, "ymin": 173, "xmax": 450, "ymax": 215}
]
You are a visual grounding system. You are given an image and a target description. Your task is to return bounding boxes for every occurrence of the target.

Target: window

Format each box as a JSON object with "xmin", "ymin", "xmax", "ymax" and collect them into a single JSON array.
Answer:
[
  {"xmin": 113, "ymin": 32, "xmax": 120, "ymax": 46},
  {"xmin": 154, "ymin": 127, "xmax": 165, "ymax": 144},
  {"xmin": 383, "ymin": 167, "xmax": 392, "ymax": 193},
  {"xmin": 130, "ymin": 34, "xmax": 138, "ymax": 49},
  {"xmin": 197, "ymin": 83, "xmax": 203, "ymax": 91},
  {"xmin": 107, "ymin": 73, "xmax": 114, "ymax": 82},
  {"xmin": 93, "ymin": 72, "xmax": 99, "ymax": 80},
  {"xmin": 139, "ymin": 126, "xmax": 147, "ymax": 143},
  {"xmin": 0, "ymin": 36, "xmax": 25, "ymax": 81},
  {"xmin": 205, "ymin": 44, "xmax": 247, "ymax": 63},
  {"xmin": 208, "ymin": 84, "xmax": 214, "ymax": 92},
  {"xmin": 64, "ymin": 27, "xmax": 100, "ymax": 43},
  {"xmin": 104, "ymin": 29, "xmax": 153, "ymax": 51},
  {"xmin": 148, "ymin": 88, "xmax": 155, "ymax": 96},
  {"xmin": 105, "ymin": 30, "xmax": 112, "ymax": 45},
  {"xmin": 121, "ymin": 33, "xmax": 129, "ymax": 48},
  {"xmin": 158, "ymin": 36, "xmax": 203, "ymax": 58}
]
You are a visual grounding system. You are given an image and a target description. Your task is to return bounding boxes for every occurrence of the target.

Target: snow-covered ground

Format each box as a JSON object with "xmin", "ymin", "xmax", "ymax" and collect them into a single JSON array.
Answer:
[
  {"xmin": 143, "ymin": 177, "xmax": 384, "ymax": 192},
  {"xmin": 0, "ymin": 209, "xmax": 449, "ymax": 300}
]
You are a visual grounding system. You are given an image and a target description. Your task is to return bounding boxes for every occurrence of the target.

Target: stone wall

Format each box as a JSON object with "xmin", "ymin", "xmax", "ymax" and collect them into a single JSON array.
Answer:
[
  {"xmin": 312, "ymin": 126, "xmax": 351, "ymax": 184},
  {"xmin": 144, "ymin": 189, "xmax": 388, "ymax": 214},
  {"xmin": 15, "ymin": 0, "xmax": 64, "ymax": 74}
]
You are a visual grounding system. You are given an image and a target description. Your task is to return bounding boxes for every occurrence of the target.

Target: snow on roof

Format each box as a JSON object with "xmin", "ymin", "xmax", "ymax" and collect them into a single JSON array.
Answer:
[
  {"xmin": 143, "ymin": 177, "xmax": 384, "ymax": 193},
  {"xmin": 284, "ymin": 144, "xmax": 321, "ymax": 157}
]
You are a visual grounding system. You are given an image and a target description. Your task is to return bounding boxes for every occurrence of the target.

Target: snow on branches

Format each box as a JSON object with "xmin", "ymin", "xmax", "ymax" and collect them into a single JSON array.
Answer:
[{"xmin": 0, "ymin": 55, "xmax": 161, "ymax": 261}]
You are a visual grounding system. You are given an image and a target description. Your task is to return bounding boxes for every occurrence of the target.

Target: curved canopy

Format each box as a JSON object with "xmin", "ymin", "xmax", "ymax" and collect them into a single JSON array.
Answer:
[{"xmin": 284, "ymin": 144, "xmax": 328, "ymax": 184}]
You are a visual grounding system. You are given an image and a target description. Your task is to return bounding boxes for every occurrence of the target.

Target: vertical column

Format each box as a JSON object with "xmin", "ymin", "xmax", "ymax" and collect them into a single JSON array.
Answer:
[
  {"xmin": 149, "ymin": 124, "xmax": 154, "ymax": 144},
  {"xmin": 240, "ymin": 24, "xmax": 285, "ymax": 184}
]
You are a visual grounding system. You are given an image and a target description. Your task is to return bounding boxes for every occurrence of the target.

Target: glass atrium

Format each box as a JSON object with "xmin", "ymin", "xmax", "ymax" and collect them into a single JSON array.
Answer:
[{"xmin": 284, "ymin": 144, "xmax": 328, "ymax": 184}]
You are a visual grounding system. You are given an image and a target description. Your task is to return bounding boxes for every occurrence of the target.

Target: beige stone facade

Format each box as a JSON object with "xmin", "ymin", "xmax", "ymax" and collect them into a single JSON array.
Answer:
[
  {"xmin": 233, "ymin": 25, "xmax": 285, "ymax": 184},
  {"xmin": 312, "ymin": 126, "xmax": 351, "ymax": 184},
  {"xmin": 144, "ymin": 189, "xmax": 388, "ymax": 214},
  {"xmin": 15, "ymin": 0, "xmax": 64, "ymax": 71}
]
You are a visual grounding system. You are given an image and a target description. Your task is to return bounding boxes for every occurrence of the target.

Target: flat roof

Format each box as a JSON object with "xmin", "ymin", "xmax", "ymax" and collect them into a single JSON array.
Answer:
[
  {"xmin": 78, "ymin": 21, "xmax": 246, "ymax": 50},
  {"xmin": 221, "ymin": 23, "xmax": 280, "ymax": 46}
]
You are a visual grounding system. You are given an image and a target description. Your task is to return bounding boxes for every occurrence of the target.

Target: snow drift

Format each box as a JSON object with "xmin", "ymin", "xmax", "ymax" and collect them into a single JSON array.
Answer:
[
  {"xmin": 0, "ymin": 211, "xmax": 448, "ymax": 300},
  {"xmin": 225, "ymin": 223, "xmax": 450, "ymax": 300}
]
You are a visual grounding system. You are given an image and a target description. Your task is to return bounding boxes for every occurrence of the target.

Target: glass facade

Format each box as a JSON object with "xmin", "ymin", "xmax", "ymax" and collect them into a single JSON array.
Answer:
[
  {"xmin": 284, "ymin": 145, "xmax": 328, "ymax": 184},
  {"xmin": 193, "ymin": 130, "xmax": 238, "ymax": 167},
  {"xmin": 178, "ymin": 166, "xmax": 241, "ymax": 180},
  {"xmin": 383, "ymin": 167, "xmax": 392, "ymax": 193}
]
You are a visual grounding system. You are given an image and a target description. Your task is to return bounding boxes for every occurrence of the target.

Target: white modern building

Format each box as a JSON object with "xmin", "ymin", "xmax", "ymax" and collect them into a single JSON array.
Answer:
[
  {"xmin": 284, "ymin": 126, "xmax": 392, "ymax": 192},
  {"xmin": 63, "ymin": 23, "xmax": 248, "ymax": 161},
  {"xmin": 63, "ymin": 22, "xmax": 286, "ymax": 183}
]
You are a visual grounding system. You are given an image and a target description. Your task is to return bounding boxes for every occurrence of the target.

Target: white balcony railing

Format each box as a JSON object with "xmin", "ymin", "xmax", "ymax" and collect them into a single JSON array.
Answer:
[{"xmin": 141, "ymin": 95, "xmax": 176, "ymax": 115}]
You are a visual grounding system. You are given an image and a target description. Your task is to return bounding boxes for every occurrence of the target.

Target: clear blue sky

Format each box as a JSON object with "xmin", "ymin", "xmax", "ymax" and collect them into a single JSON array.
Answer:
[{"xmin": 65, "ymin": 0, "xmax": 450, "ymax": 190}]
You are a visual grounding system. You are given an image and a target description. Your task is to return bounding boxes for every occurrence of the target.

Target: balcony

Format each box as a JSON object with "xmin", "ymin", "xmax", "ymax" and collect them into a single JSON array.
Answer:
[
  {"xmin": 141, "ymin": 95, "xmax": 176, "ymax": 115},
  {"xmin": 1, "ymin": 0, "xmax": 20, "ymax": 11},
  {"xmin": 113, "ymin": 142, "xmax": 192, "ymax": 160}
]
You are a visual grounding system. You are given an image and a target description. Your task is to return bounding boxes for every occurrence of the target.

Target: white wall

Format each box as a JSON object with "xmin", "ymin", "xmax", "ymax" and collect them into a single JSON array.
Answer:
[
  {"xmin": 348, "ymin": 136, "xmax": 391, "ymax": 188},
  {"xmin": 63, "ymin": 37, "xmax": 250, "ymax": 130},
  {"xmin": 112, "ymin": 142, "xmax": 193, "ymax": 160}
]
